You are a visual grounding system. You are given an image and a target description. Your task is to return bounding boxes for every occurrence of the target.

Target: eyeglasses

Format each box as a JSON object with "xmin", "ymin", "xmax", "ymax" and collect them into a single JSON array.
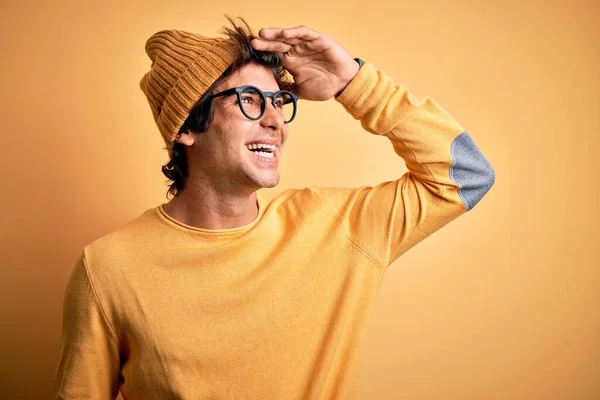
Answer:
[{"xmin": 209, "ymin": 85, "xmax": 298, "ymax": 124}]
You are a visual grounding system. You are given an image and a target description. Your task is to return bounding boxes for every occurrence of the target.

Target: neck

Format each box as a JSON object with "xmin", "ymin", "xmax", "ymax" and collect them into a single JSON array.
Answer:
[{"xmin": 162, "ymin": 178, "xmax": 259, "ymax": 230}]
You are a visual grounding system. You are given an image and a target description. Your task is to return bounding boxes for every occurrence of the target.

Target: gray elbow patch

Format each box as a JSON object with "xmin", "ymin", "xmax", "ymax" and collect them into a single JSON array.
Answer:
[{"xmin": 449, "ymin": 132, "xmax": 495, "ymax": 211}]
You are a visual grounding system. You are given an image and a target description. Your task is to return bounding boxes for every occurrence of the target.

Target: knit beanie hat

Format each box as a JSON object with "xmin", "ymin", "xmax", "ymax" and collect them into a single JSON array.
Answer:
[{"xmin": 140, "ymin": 29, "xmax": 240, "ymax": 154}]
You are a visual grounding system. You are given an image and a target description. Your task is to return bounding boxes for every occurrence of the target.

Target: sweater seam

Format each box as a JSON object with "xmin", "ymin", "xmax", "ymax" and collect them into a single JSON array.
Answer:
[
  {"xmin": 81, "ymin": 251, "xmax": 119, "ymax": 342},
  {"xmin": 315, "ymin": 190, "xmax": 387, "ymax": 271}
]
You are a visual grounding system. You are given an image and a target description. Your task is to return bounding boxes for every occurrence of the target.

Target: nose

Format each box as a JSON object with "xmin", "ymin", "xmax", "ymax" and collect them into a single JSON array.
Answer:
[{"xmin": 259, "ymin": 99, "xmax": 286, "ymax": 131}]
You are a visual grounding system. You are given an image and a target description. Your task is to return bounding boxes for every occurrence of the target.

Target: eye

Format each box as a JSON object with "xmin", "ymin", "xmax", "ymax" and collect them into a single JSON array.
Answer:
[
  {"xmin": 274, "ymin": 99, "xmax": 284, "ymax": 108},
  {"xmin": 240, "ymin": 96, "xmax": 254, "ymax": 104}
]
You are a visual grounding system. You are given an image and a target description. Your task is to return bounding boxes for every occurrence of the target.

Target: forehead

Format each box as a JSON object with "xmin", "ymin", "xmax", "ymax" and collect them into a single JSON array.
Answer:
[{"xmin": 215, "ymin": 63, "xmax": 280, "ymax": 92}]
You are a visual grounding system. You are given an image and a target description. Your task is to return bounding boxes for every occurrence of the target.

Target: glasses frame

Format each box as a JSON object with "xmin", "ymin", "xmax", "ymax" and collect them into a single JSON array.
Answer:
[{"xmin": 209, "ymin": 85, "xmax": 298, "ymax": 124}]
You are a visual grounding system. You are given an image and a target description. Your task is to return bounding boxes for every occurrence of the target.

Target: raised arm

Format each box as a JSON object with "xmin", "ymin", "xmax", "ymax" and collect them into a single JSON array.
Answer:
[
  {"xmin": 253, "ymin": 26, "xmax": 495, "ymax": 267},
  {"xmin": 318, "ymin": 62, "xmax": 495, "ymax": 266}
]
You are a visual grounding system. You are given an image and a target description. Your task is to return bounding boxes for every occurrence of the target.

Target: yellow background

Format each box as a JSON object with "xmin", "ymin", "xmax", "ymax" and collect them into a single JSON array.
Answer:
[{"xmin": 1, "ymin": 0, "xmax": 598, "ymax": 398}]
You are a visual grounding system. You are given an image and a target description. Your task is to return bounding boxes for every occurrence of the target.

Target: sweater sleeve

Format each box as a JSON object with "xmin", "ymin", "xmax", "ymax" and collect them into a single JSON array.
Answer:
[
  {"xmin": 54, "ymin": 253, "xmax": 121, "ymax": 399},
  {"xmin": 315, "ymin": 62, "xmax": 495, "ymax": 268}
]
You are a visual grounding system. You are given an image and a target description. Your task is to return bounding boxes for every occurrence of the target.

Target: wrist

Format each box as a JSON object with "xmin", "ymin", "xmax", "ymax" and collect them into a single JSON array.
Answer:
[{"xmin": 335, "ymin": 58, "xmax": 364, "ymax": 97}]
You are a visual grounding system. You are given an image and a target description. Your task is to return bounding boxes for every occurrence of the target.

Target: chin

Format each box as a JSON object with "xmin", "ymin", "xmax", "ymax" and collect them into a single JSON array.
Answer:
[
  {"xmin": 261, "ymin": 181, "xmax": 279, "ymax": 189},
  {"xmin": 259, "ymin": 176, "xmax": 280, "ymax": 189},
  {"xmin": 252, "ymin": 173, "xmax": 280, "ymax": 189},
  {"xmin": 242, "ymin": 169, "xmax": 280, "ymax": 190}
]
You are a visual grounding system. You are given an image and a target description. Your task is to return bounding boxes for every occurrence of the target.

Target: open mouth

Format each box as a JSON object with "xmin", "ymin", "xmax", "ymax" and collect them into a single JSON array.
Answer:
[{"xmin": 246, "ymin": 143, "xmax": 277, "ymax": 160}]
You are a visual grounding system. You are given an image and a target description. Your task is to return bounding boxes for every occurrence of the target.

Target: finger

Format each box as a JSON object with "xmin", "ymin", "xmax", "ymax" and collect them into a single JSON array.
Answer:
[
  {"xmin": 252, "ymin": 36, "xmax": 303, "ymax": 49},
  {"xmin": 258, "ymin": 26, "xmax": 320, "ymax": 42},
  {"xmin": 281, "ymin": 26, "xmax": 321, "ymax": 41},
  {"xmin": 250, "ymin": 38, "xmax": 293, "ymax": 53},
  {"xmin": 275, "ymin": 37, "xmax": 304, "ymax": 46}
]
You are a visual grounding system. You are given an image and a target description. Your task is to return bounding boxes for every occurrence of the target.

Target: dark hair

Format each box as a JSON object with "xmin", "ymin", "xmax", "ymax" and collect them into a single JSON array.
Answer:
[{"xmin": 161, "ymin": 17, "xmax": 293, "ymax": 198}]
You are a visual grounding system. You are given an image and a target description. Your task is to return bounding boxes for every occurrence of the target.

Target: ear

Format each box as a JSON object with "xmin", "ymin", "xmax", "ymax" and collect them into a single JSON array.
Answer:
[{"xmin": 173, "ymin": 131, "xmax": 196, "ymax": 147}]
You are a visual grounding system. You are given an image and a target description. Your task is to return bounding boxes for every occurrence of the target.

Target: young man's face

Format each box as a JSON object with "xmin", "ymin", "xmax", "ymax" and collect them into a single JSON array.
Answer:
[{"xmin": 183, "ymin": 63, "xmax": 290, "ymax": 192}]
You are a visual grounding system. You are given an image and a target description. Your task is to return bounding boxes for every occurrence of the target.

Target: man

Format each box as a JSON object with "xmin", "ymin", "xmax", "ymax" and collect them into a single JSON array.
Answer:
[{"xmin": 54, "ymin": 18, "xmax": 494, "ymax": 399}]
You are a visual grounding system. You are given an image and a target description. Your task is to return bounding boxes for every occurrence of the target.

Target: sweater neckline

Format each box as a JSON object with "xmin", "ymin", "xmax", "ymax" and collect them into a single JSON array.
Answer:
[{"xmin": 155, "ymin": 191, "xmax": 267, "ymax": 237}]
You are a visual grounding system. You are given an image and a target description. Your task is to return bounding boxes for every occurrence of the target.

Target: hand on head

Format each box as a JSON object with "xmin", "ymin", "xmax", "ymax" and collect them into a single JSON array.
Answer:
[{"xmin": 250, "ymin": 26, "xmax": 359, "ymax": 101}]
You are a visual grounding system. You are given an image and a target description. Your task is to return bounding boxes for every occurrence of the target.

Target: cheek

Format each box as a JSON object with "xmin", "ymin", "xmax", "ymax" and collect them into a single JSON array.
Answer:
[
  {"xmin": 215, "ymin": 125, "xmax": 253, "ymax": 156},
  {"xmin": 208, "ymin": 109, "xmax": 261, "ymax": 153}
]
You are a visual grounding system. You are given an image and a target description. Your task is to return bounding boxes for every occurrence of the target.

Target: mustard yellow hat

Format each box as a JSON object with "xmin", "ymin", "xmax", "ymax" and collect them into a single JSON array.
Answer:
[{"xmin": 140, "ymin": 29, "xmax": 239, "ymax": 152}]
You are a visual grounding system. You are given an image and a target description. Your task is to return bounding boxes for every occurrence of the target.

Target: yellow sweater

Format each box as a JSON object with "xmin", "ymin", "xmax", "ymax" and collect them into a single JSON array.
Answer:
[{"xmin": 55, "ymin": 63, "xmax": 494, "ymax": 399}]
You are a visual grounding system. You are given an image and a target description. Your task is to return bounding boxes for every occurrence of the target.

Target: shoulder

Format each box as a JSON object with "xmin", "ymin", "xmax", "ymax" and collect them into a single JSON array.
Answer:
[
  {"xmin": 262, "ymin": 186, "xmax": 363, "ymax": 219},
  {"xmin": 263, "ymin": 187, "xmax": 333, "ymax": 212},
  {"xmin": 82, "ymin": 207, "xmax": 162, "ymax": 271}
]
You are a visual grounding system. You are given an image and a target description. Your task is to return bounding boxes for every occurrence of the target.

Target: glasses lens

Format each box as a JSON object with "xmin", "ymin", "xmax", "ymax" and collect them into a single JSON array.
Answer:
[
  {"xmin": 274, "ymin": 92, "xmax": 296, "ymax": 123},
  {"xmin": 239, "ymin": 87, "xmax": 264, "ymax": 119}
]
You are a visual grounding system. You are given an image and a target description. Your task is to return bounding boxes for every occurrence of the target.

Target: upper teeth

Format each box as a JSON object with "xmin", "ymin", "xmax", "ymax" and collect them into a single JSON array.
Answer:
[{"xmin": 247, "ymin": 143, "xmax": 276, "ymax": 150}]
